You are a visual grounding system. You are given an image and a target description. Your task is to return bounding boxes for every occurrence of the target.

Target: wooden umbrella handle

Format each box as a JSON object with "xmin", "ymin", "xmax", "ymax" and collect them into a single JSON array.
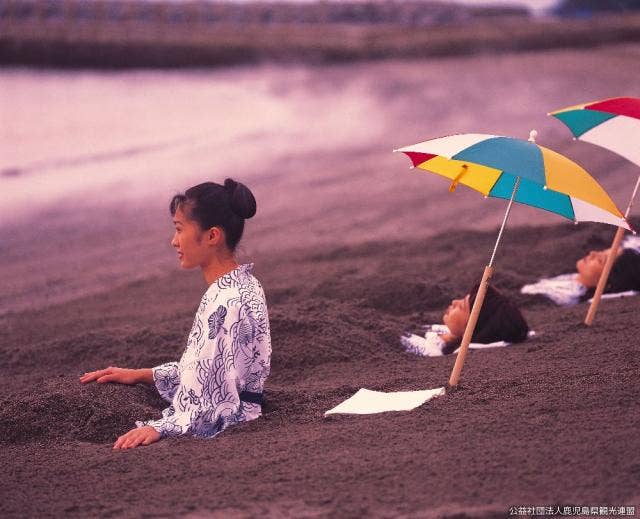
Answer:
[
  {"xmin": 584, "ymin": 226, "xmax": 626, "ymax": 326},
  {"xmin": 449, "ymin": 265, "xmax": 494, "ymax": 387}
]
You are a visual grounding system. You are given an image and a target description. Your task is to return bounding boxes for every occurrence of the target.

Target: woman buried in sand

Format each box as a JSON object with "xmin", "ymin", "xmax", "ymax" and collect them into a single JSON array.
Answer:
[
  {"xmin": 401, "ymin": 284, "xmax": 529, "ymax": 357},
  {"xmin": 521, "ymin": 235, "xmax": 640, "ymax": 306},
  {"xmin": 81, "ymin": 179, "xmax": 271, "ymax": 450}
]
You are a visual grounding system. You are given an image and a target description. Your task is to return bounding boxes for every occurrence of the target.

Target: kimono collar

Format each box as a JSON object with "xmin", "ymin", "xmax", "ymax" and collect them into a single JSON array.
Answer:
[
  {"xmin": 207, "ymin": 263, "xmax": 254, "ymax": 291},
  {"xmin": 236, "ymin": 263, "xmax": 254, "ymax": 277}
]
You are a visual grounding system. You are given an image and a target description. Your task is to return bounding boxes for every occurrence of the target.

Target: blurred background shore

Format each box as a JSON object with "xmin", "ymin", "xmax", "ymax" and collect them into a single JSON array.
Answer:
[{"xmin": 2, "ymin": 0, "xmax": 640, "ymax": 67}]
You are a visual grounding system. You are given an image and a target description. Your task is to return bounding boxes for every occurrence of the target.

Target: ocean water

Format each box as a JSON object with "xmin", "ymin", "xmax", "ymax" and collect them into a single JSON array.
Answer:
[
  {"xmin": 3, "ymin": 49, "xmax": 639, "ymax": 231},
  {"xmin": 0, "ymin": 66, "xmax": 389, "ymax": 223}
]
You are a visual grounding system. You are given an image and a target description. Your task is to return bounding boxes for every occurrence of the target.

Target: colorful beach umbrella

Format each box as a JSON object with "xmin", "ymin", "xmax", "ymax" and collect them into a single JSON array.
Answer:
[
  {"xmin": 398, "ymin": 132, "xmax": 629, "ymax": 229},
  {"xmin": 396, "ymin": 131, "xmax": 630, "ymax": 387},
  {"xmin": 550, "ymin": 97, "xmax": 640, "ymax": 167},
  {"xmin": 551, "ymin": 97, "xmax": 640, "ymax": 325}
]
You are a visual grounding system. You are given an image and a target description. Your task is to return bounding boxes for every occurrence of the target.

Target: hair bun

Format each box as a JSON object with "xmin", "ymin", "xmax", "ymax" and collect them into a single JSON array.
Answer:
[{"xmin": 224, "ymin": 178, "xmax": 257, "ymax": 219}]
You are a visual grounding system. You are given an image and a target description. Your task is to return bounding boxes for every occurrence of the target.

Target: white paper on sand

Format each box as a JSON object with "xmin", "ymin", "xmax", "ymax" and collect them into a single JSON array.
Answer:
[{"xmin": 324, "ymin": 387, "xmax": 445, "ymax": 417}]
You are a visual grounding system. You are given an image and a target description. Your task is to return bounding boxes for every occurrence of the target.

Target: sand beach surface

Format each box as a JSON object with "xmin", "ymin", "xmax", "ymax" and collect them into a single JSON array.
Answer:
[{"xmin": 1, "ymin": 45, "xmax": 640, "ymax": 517}]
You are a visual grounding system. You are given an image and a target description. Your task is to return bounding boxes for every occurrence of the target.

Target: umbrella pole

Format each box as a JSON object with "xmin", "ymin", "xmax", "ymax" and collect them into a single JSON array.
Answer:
[
  {"xmin": 584, "ymin": 172, "xmax": 640, "ymax": 326},
  {"xmin": 449, "ymin": 176, "xmax": 521, "ymax": 387}
]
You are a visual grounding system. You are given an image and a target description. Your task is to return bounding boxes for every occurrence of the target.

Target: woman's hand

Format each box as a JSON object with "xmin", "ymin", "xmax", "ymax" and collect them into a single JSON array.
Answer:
[
  {"xmin": 113, "ymin": 426, "xmax": 161, "ymax": 450},
  {"xmin": 79, "ymin": 367, "xmax": 153, "ymax": 385}
]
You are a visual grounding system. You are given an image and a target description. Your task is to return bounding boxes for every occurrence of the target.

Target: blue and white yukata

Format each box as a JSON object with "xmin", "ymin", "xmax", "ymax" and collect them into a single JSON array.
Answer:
[{"xmin": 136, "ymin": 264, "xmax": 271, "ymax": 438}]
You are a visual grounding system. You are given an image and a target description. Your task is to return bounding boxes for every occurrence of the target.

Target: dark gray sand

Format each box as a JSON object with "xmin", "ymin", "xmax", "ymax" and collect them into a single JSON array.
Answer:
[{"xmin": 2, "ymin": 219, "xmax": 640, "ymax": 518}]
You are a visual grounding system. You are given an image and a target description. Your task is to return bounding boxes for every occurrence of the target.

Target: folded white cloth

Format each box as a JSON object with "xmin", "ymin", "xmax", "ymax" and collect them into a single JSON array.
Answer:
[
  {"xmin": 521, "ymin": 273, "xmax": 586, "ymax": 306},
  {"xmin": 400, "ymin": 324, "xmax": 535, "ymax": 358},
  {"xmin": 623, "ymin": 234, "xmax": 640, "ymax": 253},
  {"xmin": 521, "ymin": 274, "xmax": 640, "ymax": 306},
  {"xmin": 588, "ymin": 290, "xmax": 638, "ymax": 302},
  {"xmin": 324, "ymin": 387, "xmax": 445, "ymax": 416},
  {"xmin": 400, "ymin": 324, "xmax": 448, "ymax": 357}
]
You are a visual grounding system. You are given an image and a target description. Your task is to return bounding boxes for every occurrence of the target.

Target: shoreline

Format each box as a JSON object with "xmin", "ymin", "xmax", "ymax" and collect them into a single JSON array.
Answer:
[{"xmin": 3, "ymin": 14, "xmax": 640, "ymax": 68}]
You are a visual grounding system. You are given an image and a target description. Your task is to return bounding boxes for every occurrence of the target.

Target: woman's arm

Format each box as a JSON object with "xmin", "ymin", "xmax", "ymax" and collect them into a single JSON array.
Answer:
[
  {"xmin": 113, "ymin": 425, "xmax": 161, "ymax": 450},
  {"xmin": 80, "ymin": 367, "xmax": 153, "ymax": 385},
  {"xmin": 79, "ymin": 367, "xmax": 161, "ymax": 450},
  {"xmin": 136, "ymin": 302, "xmax": 244, "ymax": 440}
]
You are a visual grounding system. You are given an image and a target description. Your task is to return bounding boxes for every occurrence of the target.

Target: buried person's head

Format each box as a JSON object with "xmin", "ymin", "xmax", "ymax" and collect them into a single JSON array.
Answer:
[
  {"xmin": 169, "ymin": 179, "xmax": 257, "ymax": 269},
  {"xmin": 603, "ymin": 249, "xmax": 640, "ymax": 293},
  {"xmin": 442, "ymin": 294, "xmax": 471, "ymax": 339},
  {"xmin": 576, "ymin": 248, "xmax": 612, "ymax": 288},
  {"xmin": 442, "ymin": 284, "xmax": 529, "ymax": 354},
  {"xmin": 521, "ymin": 244, "xmax": 640, "ymax": 306},
  {"xmin": 577, "ymin": 247, "xmax": 640, "ymax": 293}
]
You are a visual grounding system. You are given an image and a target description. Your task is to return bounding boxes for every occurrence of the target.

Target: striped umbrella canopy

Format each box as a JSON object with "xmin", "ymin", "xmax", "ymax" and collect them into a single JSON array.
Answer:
[
  {"xmin": 396, "ymin": 133, "xmax": 630, "ymax": 230},
  {"xmin": 550, "ymin": 97, "xmax": 640, "ymax": 167}
]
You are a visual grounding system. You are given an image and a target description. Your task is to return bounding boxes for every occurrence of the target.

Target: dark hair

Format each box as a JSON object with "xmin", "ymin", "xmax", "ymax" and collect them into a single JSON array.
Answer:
[
  {"xmin": 442, "ymin": 284, "xmax": 529, "ymax": 355},
  {"xmin": 582, "ymin": 249, "xmax": 640, "ymax": 301},
  {"xmin": 606, "ymin": 249, "xmax": 640, "ymax": 292},
  {"xmin": 170, "ymin": 178, "xmax": 256, "ymax": 251}
]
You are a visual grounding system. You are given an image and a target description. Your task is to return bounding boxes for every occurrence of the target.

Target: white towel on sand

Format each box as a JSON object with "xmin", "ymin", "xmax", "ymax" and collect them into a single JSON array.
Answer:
[
  {"xmin": 324, "ymin": 387, "xmax": 445, "ymax": 416},
  {"xmin": 400, "ymin": 325, "xmax": 535, "ymax": 357},
  {"xmin": 588, "ymin": 290, "xmax": 638, "ymax": 302}
]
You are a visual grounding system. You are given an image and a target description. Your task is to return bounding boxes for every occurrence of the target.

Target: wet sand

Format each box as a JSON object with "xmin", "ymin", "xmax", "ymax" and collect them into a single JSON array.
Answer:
[{"xmin": 2, "ymin": 46, "xmax": 640, "ymax": 517}]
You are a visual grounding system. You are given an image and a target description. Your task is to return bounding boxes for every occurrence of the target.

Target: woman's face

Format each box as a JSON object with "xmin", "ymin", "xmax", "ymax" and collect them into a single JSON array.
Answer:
[
  {"xmin": 443, "ymin": 294, "xmax": 471, "ymax": 338},
  {"xmin": 576, "ymin": 249, "xmax": 609, "ymax": 288},
  {"xmin": 171, "ymin": 207, "xmax": 210, "ymax": 269}
]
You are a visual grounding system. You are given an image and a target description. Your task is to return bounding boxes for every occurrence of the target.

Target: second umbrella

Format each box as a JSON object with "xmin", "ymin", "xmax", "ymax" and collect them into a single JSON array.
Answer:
[{"xmin": 551, "ymin": 96, "xmax": 640, "ymax": 325}]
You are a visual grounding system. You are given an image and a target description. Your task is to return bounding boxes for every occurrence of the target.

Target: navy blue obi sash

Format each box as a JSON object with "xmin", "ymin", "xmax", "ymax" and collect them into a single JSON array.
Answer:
[{"xmin": 239, "ymin": 391, "xmax": 263, "ymax": 405}]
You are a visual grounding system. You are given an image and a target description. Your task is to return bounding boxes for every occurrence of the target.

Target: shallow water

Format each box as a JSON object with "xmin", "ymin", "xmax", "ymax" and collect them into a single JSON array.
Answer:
[
  {"xmin": 0, "ymin": 65, "xmax": 391, "ymax": 222},
  {"xmin": 2, "ymin": 47, "xmax": 639, "ymax": 226}
]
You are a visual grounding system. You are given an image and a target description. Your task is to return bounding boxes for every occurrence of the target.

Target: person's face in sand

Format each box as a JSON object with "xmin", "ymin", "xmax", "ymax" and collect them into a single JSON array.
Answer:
[
  {"xmin": 171, "ymin": 206, "xmax": 225, "ymax": 270},
  {"xmin": 443, "ymin": 294, "xmax": 471, "ymax": 338},
  {"xmin": 576, "ymin": 248, "xmax": 621, "ymax": 288}
]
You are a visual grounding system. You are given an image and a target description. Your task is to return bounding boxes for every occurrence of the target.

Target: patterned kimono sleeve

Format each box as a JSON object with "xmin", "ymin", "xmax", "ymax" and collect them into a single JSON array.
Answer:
[
  {"xmin": 151, "ymin": 362, "xmax": 180, "ymax": 402},
  {"xmin": 136, "ymin": 300, "xmax": 243, "ymax": 439}
]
